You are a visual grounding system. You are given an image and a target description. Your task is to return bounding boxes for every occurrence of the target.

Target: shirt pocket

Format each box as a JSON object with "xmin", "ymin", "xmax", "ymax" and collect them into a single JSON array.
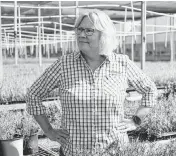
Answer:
[{"xmin": 102, "ymin": 74, "xmax": 127, "ymax": 96}]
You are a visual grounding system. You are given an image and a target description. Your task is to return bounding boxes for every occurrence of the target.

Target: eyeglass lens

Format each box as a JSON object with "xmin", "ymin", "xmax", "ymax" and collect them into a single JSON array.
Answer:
[{"xmin": 76, "ymin": 27, "xmax": 94, "ymax": 36}]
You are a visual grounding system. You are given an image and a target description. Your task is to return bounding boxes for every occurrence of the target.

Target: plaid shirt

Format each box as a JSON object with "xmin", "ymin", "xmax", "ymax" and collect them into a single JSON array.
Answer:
[{"xmin": 26, "ymin": 52, "xmax": 157, "ymax": 156}]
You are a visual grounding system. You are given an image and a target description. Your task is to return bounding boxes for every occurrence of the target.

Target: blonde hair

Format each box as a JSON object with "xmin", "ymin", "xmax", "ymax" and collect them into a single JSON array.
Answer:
[{"xmin": 75, "ymin": 9, "xmax": 118, "ymax": 56}]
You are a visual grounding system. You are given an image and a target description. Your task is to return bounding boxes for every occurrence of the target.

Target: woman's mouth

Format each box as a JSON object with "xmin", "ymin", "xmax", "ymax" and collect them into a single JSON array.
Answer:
[{"xmin": 79, "ymin": 41, "xmax": 88, "ymax": 43}]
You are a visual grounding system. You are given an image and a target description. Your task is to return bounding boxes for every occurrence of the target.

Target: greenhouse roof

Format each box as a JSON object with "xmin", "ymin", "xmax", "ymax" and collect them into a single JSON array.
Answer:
[{"xmin": 2, "ymin": 1, "xmax": 176, "ymax": 34}]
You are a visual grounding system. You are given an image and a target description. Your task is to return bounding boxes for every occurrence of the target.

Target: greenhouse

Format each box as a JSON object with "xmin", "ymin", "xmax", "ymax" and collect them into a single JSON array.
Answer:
[{"xmin": 1, "ymin": 1, "xmax": 176, "ymax": 156}]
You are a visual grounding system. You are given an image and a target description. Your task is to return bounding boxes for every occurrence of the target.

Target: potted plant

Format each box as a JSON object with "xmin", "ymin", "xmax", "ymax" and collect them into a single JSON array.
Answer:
[
  {"xmin": 22, "ymin": 111, "xmax": 40, "ymax": 155},
  {"xmin": 0, "ymin": 111, "xmax": 24, "ymax": 156},
  {"xmin": 129, "ymin": 95, "xmax": 176, "ymax": 142}
]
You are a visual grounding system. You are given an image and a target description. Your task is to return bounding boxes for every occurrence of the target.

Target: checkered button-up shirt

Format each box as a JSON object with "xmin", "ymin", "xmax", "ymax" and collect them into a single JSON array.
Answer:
[{"xmin": 26, "ymin": 52, "xmax": 157, "ymax": 156}]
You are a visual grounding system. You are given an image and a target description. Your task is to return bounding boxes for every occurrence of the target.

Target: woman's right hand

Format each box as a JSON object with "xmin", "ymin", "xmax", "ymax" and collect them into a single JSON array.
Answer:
[{"xmin": 45, "ymin": 128, "xmax": 70, "ymax": 145}]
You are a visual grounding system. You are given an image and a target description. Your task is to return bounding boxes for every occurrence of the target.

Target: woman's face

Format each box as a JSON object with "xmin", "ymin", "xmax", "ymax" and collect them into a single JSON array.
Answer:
[{"xmin": 76, "ymin": 16, "xmax": 101, "ymax": 55}]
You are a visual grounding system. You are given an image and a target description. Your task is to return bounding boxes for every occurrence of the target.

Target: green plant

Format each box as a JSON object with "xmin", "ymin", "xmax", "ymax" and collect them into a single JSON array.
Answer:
[
  {"xmin": 139, "ymin": 95, "xmax": 176, "ymax": 136},
  {"xmin": 0, "ymin": 110, "xmax": 40, "ymax": 140},
  {"xmin": 1, "ymin": 61, "xmax": 176, "ymax": 103},
  {"xmin": 21, "ymin": 111, "xmax": 40, "ymax": 136},
  {"xmin": 45, "ymin": 103, "xmax": 62, "ymax": 129},
  {"xmin": 0, "ymin": 111, "xmax": 24, "ymax": 140},
  {"xmin": 20, "ymin": 111, "xmax": 40, "ymax": 155}
]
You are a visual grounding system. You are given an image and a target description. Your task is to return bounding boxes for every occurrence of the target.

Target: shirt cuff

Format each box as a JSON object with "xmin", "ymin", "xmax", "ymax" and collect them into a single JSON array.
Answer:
[{"xmin": 26, "ymin": 101, "xmax": 47, "ymax": 115}]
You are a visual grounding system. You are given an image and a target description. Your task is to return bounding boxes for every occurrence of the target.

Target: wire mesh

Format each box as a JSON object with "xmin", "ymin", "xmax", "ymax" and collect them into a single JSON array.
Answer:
[{"xmin": 29, "ymin": 145, "xmax": 59, "ymax": 156}]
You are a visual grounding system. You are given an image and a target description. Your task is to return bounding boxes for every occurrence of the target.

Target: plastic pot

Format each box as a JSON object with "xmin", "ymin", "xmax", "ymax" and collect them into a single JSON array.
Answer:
[
  {"xmin": 23, "ymin": 134, "xmax": 38, "ymax": 155},
  {"xmin": 0, "ymin": 137, "xmax": 23, "ymax": 156}
]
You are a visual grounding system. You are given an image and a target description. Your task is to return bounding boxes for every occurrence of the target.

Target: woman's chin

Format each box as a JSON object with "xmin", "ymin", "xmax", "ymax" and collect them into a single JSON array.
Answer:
[
  {"xmin": 80, "ymin": 49, "xmax": 88, "ymax": 53},
  {"xmin": 79, "ymin": 47, "xmax": 90, "ymax": 52}
]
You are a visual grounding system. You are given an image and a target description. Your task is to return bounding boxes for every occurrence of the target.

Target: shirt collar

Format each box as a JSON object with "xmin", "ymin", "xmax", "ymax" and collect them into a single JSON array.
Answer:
[
  {"xmin": 105, "ymin": 54, "xmax": 114, "ymax": 63},
  {"xmin": 73, "ymin": 51, "xmax": 115, "ymax": 63},
  {"xmin": 74, "ymin": 51, "xmax": 81, "ymax": 60}
]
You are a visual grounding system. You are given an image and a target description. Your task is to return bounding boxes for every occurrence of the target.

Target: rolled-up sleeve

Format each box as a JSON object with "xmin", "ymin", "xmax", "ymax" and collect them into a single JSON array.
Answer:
[
  {"xmin": 126, "ymin": 56, "xmax": 158, "ymax": 107},
  {"xmin": 25, "ymin": 58, "xmax": 62, "ymax": 115}
]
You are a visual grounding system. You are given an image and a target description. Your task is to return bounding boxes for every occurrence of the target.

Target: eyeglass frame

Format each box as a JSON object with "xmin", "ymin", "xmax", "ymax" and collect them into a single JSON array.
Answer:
[{"xmin": 74, "ymin": 27, "xmax": 95, "ymax": 36}]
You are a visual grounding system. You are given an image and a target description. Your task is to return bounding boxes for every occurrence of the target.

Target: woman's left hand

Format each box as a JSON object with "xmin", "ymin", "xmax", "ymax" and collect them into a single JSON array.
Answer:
[{"xmin": 116, "ymin": 119, "xmax": 137, "ymax": 132}]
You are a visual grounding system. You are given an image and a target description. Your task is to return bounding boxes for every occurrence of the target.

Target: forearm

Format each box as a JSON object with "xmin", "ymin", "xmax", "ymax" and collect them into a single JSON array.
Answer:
[{"xmin": 33, "ymin": 115, "xmax": 53, "ymax": 134}]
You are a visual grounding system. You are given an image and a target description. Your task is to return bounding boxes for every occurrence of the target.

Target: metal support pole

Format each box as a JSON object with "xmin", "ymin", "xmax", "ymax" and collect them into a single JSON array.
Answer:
[
  {"xmin": 170, "ymin": 16, "xmax": 174, "ymax": 62},
  {"xmin": 54, "ymin": 23, "xmax": 57, "ymax": 53},
  {"xmin": 174, "ymin": 32, "xmax": 176, "ymax": 62},
  {"xmin": 38, "ymin": 5, "xmax": 42, "ymax": 66},
  {"xmin": 24, "ymin": 38, "xmax": 27, "ymax": 59},
  {"xmin": 47, "ymin": 35, "xmax": 50, "ymax": 58},
  {"xmin": 153, "ymin": 18, "xmax": 156, "ymax": 51},
  {"xmin": 18, "ymin": 5, "xmax": 21, "ymax": 53},
  {"xmin": 42, "ymin": 18, "xmax": 45, "ymax": 54},
  {"xmin": 66, "ymin": 32, "xmax": 69, "ymax": 53},
  {"xmin": 0, "ymin": 1, "xmax": 3, "ymax": 85},
  {"xmin": 72, "ymin": 35, "xmax": 75, "ymax": 52},
  {"xmin": 36, "ymin": 28, "xmax": 38, "ymax": 58},
  {"xmin": 14, "ymin": 1, "xmax": 18, "ymax": 65},
  {"xmin": 123, "ymin": 8, "xmax": 127, "ymax": 54},
  {"xmin": 59, "ymin": 1, "xmax": 63, "ymax": 54},
  {"xmin": 141, "ymin": 1, "xmax": 146, "ymax": 70},
  {"xmin": 75, "ymin": 1, "xmax": 79, "ymax": 52},
  {"xmin": 131, "ymin": 35, "xmax": 134, "ymax": 61}
]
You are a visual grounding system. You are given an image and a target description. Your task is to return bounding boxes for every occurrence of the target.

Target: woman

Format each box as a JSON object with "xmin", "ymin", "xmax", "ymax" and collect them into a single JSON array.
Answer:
[{"xmin": 26, "ymin": 9, "xmax": 157, "ymax": 156}]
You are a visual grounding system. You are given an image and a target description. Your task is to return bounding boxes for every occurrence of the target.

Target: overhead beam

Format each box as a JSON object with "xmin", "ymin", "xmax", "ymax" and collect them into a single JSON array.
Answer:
[
  {"xmin": 19, "ymin": 1, "xmax": 51, "ymax": 15},
  {"xmin": 2, "ymin": 2, "xmax": 176, "ymax": 18}
]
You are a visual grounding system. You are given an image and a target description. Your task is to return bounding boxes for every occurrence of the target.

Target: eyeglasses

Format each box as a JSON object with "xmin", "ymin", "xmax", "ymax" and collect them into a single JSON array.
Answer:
[{"xmin": 75, "ymin": 27, "xmax": 95, "ymax": 36}]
